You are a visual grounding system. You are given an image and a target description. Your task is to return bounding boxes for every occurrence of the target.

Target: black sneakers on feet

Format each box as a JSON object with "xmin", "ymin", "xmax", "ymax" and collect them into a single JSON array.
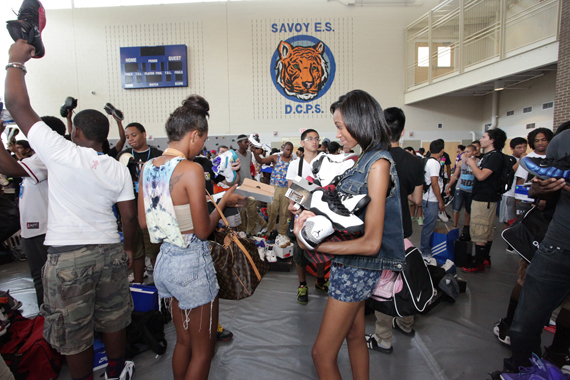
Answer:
[
  {"xmin": 104, "ymin": 103, "xmax": 124, "ymax": 121},
  {"xmin": 297, "ymin": 285, "xmax": 308, "ymax": 305},
  {"xmin": 59, "ymin": 96, "xmax": 77, "ymax": 118},
  {"xmin": 216, "ymin": 327, "xmax": 234, "ymax": 342},
  {"xmin": 365, "ymin": 334, "xmax": 393, "ymax": 354},
  {"xmin": 459, "ymin": 226, "xmax": 471, "ymax": 241},
  {"xmin": 6, "ymin": 0, "xmax": 46, "ymax": 58},
  {"xmin": 315, "ymin": 280, "xmax": 329, "ymax": 294},
  {"xmin": 542, "ymin": 345, "xmax": 570, "ymax": 373},
  {"xmin": 493, "ymin": 318, "xmax": 511, "ymax": 345}
]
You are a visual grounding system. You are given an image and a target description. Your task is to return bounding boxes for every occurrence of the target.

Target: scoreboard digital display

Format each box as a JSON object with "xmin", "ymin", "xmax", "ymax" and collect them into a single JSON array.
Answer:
[{"xmin": 120, "ymin": 45, "xmax": 188, "ymax": 89}]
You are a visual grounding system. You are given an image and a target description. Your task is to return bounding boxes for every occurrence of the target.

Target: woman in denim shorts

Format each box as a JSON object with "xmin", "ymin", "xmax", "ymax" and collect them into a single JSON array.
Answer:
[
  {"xmin": 294, "ymin": 90, "xmax": 405, "ymax": 380},
  {"xmin": 138, "ymin": 95, "xmax": 243, "ymax": 380}
]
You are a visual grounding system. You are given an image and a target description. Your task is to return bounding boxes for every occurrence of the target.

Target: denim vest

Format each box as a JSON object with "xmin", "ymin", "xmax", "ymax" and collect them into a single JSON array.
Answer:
[{"xmin": 334, "ymin": 147, "xmax": 405, "ymax": 271}]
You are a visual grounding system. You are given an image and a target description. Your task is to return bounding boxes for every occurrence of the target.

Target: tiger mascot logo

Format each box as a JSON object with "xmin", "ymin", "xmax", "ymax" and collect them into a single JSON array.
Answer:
[{"xmin": 275, "ymin": 40, "xmax": 329, "ymax": 101}]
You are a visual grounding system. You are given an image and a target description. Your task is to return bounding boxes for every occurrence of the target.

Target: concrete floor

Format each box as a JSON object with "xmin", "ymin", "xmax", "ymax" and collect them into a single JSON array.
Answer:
[{"xmin": 0, "ymin": 215, "xmax": 554, "ymax": 380}]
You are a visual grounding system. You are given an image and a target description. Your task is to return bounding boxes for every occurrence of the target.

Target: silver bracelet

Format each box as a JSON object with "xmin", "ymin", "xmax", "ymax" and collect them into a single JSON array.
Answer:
[{"xmin": 5, "ymin": 63, "xmax": 27, "ymax": 74}]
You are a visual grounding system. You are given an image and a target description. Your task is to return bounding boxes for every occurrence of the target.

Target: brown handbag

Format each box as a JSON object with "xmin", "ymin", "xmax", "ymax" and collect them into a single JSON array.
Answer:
[{"xmin": 207, "ymin": 191, "xmax": 269, "ymax": 300}]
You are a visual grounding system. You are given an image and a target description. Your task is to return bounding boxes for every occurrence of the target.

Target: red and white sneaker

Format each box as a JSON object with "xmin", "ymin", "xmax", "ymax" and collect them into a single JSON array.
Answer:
[{"xmin": 6, "ymin": 0, "xmax": 46, "ymax": 58}]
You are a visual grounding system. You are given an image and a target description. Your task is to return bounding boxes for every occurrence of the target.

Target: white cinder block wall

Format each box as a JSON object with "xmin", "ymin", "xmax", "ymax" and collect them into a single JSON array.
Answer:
[{"xmin": 0, "ymin": 1, "xmax": 554, "ymax": 146}]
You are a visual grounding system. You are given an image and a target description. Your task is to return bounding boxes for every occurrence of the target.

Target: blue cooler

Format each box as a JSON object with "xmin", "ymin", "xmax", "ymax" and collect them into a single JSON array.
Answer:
[
  {"xmin": 130, "ymin": 284, "xmax": 159, "ymax": 312},
  {"xmin": 93, "ymin": 338, "xmax": 108, "ymax": 371}
]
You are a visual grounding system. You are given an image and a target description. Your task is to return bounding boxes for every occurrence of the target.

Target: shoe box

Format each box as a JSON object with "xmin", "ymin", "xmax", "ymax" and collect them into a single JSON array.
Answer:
[
  {"xmin": 130, "ymin": 284, "xmax": 159, "ymax": 312},
  {"xmin": 272, "ymin": 243, "xmax": 293, "ymax": 259},
  {"xmin": 93, "ymin": 338, "xmax": 108, "ymax": 371}
]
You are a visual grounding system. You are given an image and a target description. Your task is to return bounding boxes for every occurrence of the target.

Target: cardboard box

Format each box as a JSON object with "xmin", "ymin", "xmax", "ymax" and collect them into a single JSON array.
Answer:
[
  {"xmin": 273, "ymin": 243, "xmax": 293, "ymax": 259},
  {"xmin": 235, "ymin": 178, "xmax": 276, "ymax": 203},
  {"xmin": 93, "ymin": 338, "xmax": 108, "ymax": 371},
  {"xmin": 130, "ymin": 284, "xmax": 159, "ymax": 312},
  {"xmin": 431, "ymin": 225, "xmax": 459, "ymax": 266}
]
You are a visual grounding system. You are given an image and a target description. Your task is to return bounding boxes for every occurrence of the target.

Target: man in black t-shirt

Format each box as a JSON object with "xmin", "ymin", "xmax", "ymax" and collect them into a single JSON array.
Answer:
[
  {"xmin": 117, "ymin": 122, "xmax": 163, "ymax": 284},
  {"xmin": 462, "ymin": 129, "xmax": 507, "ymax": 273},
  {"xmin": 365, "ymin": 107, "xmax": 424, "ymax": 354}
]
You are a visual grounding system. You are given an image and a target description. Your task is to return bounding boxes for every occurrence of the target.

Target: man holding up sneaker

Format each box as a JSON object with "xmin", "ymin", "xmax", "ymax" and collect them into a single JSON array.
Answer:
[
  {"xmin": 5, "ymin": 40, "xmax": 138, "ymax": 380},
  {"xmin": 420, "ymin": 139, "xmax": 446, "ymax": 261},
  {"xmin": 286, "ymin": 129, "xmax": 329, "ymax": 304},
  {"xmin": 462, "ymin": 128, "xmax": 507, "ymax": 273}
]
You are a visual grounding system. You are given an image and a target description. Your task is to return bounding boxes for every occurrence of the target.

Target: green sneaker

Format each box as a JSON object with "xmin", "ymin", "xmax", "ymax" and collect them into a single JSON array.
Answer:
[
  {"xmin": 411, "ymin": 216, "xmax": 417, "ymax": 222},
  {"xmin": 315, "ymin": 281, "xmax": 329, "ymax": 294},
  {"xmin": 297, "ymin": 285, "xmax": 308, "ymax": 305},
  {"xmin": 417, "ymin": 216, "xmax": 423, "ymax": 226}
]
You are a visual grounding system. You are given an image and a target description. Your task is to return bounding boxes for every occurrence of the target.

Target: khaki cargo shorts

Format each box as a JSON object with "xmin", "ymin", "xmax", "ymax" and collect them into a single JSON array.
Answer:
[
  {"xmin": 470, "ymin": 200, "xmax": 498, "ymax": 244},
  {"xmin": 132, "ymin": 227, "xmax": 161, "ymax": 261},
  {"xmin": 41, "ymin": 243, "xmax": 133, "ymax": 355}
]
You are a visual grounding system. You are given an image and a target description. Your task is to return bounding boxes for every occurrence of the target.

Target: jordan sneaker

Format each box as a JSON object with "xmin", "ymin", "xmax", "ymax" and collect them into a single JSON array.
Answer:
[
  {"xmin": 438, "ymin": 211, "xmax": 450, "ymax": 222},
  {"xmin": 311, "ymin": 154, "xmax": 356, "ymax": 187},
  {"xmin": 212, "ymin": 149, "xmax": 238, "ymax": 183},
  {"xmin": 6, "ymin": 0, "xmax": 46, "ymax": 58},
  {"xmin": 339, "ymin": 192, "xmax": 371, "ymax": 213},
  {"xmin": 105, "ymin": 360, "xmax": 134, "ymax": 380},
  {"xmin": 493, "ymin": 318, "xmax": 511, "ymax": 345},
  {"xmin": 275, "ymin": 234, "xmax": 290, "ymax": 248},
  {"xmin": 104, "ymin": 103, "xmax": 124, "ymax": 121},
  {"xmin": 59, "ymin": 96, "xmax": 77, "ymax": 118},
  {"xmin": 298, "ymin": 215, "xmax": 335, "ymax": 251},
  {"xmin": 310, "ymin": 188, "xmax": 364, "ymax": 233},
  {"xmin": 265, "ymin": 245, "xmax": 277, "ymax": 263},
  {"xmin": 6, "ymin": 126, "xmax": 19, "ymax": 143},
  {"xmin": 248, "ymin": 133, "xmax": 261, "ymax": 148},
  {"xmin": 520, "ymin": 155, "xmax": 570, "ymax": 183}
]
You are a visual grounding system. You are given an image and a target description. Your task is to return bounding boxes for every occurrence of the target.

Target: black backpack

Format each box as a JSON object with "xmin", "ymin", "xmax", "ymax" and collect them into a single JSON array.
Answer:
[
  {"xmin": 492, "ymin": 151, "xmax": 517, "ymax": 195},
  {"xmin": 125, "ymin": 310, "xmax": 168, "ymax": 359},
  {"xmin": 367, "ymin": 245, "xmax": 435, "ymax": 317},
  {"xmin": 422, "ymin": 157, "xmax": 444, "ymax": 194}
]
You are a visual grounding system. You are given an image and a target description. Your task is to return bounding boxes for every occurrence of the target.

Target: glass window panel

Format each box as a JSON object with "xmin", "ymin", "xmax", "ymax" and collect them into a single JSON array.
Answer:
[
  {"xmin": 418, "ymin": 46, "xmax": 429, "ymax": 67},
  {"xmin": 438, "ymin": 46, "xmax": 451, "ymax": 67}
]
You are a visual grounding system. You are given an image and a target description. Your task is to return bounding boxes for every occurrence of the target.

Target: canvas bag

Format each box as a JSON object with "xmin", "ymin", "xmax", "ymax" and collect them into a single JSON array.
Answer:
[{"xmin": 207, "ymin": 190, "xmax": 269, "ymax": 300}]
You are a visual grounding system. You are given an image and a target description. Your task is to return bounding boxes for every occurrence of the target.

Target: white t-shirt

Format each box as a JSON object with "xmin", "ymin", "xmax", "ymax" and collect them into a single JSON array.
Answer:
[
  {"xmin": 515, "ymin": 151, "xmax": 545, "ymax": 183},
  {"xmin": 286, "ymin": 156, "xmax": 313, "ymax": 182},
  {"xmin": 423, "ymin": 158, "xmax": 443, "ymax": 202},
  {"xmin": 28, "ymin": 121, "xmax": 135, "ymax": 246},
  {"xmin": 504, "ymin": 156, "xmax": 520, "ymax": 198},
  {"xmin": 18, "ymin": 154, "xmax": 48, "ymax": 239}
]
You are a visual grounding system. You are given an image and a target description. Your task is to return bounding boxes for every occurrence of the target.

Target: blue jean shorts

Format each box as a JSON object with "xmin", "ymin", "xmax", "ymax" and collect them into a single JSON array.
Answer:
[
  {"xmin": 452, "ymin": 189, "xmax": 472, "ymax": 214},
  {"xmin": 154, "ymin": 239, "xmax": 219, "ymax": 310},
  {"xmin": 328, "ymin": 262, "xmax": 383, "ymax": 303}
]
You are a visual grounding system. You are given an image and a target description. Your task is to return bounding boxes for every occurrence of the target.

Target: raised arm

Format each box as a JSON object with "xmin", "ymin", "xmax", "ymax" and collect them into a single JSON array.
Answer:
[
  {"xmin": 113, "ymin": 116, "xmax": 126, "ymax": 152},
  {"xmin": 252, "ymin": 149, "xmax": 275, "ymax": 165},
  {"xmin": 4, "ymin": 40, "xmax": 41, "ymax": 136}
]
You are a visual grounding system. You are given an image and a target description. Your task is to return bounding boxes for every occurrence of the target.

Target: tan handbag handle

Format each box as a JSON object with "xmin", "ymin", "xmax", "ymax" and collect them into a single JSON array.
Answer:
[{"xmin": 206, "ymin": 189, "xmax": 262, "ymax": 281}]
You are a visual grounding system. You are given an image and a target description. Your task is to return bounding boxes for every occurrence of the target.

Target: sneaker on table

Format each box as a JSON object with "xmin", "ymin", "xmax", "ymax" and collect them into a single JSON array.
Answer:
[
  {"xmin": 275, "ymin": 234, "xmax": 290, "ymax": 248},
  {"xmin": 266, "ymin": 230, "xmax": 278, "ymax": 244},
  {"xmin": 297, "ymin": 285, "xmax": 308, "ymax": 305},
  {"xmin": 265, "ymin": 246, "xmax": 277, "ymax": 263},
  {"xmin": 493, "ymin": 318, "xmax": 511, "ymax": 345}
]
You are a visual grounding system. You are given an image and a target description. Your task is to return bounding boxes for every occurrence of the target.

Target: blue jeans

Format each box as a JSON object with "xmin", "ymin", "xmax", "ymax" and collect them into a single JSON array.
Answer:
[
  {"xmin": 420, "ymin": 200, "xmax": 439, "ymax": 258},
  {"xmin": 504, "ymin": 240, "xmax": 570, "ymax": 371}
]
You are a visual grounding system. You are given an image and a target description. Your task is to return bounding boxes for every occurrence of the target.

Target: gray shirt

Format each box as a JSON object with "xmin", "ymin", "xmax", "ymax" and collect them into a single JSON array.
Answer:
[
  {"xmin": 543, "ymin": 129, "xmax": 570, "ymax": 248},
  {"xmin": 236, "ymin": 150, "xmax": 252, "ymax": 186}
]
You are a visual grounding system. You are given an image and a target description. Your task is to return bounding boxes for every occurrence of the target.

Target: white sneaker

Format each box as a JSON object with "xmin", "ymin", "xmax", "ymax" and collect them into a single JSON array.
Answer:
[
  {"xmin": 128, "ymin": 272, "xmax": 135, "ymax": 283},
  {"xmin": 298, "ymin": 215, "xmax": 335, "ymax": 250},
  {"xmin": 266, "ymin": 246, "xmax": 277, "ymax": 263},
  {"xmin": 105, "ymin": 360, "xmax": 135, "ymax": 380},
  {"xmin": 276, "ymin": 234, "xmax": 290, "ymax": 248},
  {"xmin": 311, "ymin": 154, "xmax": 355, "ymax": 187},
  {"xmin": 310, "ymin": 188, "xmax": 364, "ymax": 233},
  {"xmin": 257, "ymin": 247, "xmax": 266, "ymax": 261},
  {"xmin": 437, "ymin": 211, "xmax": 449, "ymax": 222}
]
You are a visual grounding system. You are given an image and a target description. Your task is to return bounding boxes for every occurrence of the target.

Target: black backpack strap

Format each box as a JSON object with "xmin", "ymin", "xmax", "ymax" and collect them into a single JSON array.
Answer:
[{"xmin": 298, "ymin": 156, "xmax": 304, "ymax": 178}]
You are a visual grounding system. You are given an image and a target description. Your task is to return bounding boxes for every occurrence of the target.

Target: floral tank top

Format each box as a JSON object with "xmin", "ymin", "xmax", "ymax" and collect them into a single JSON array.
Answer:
[
  {"xmin": 142, "ymin": 157, "xmax": 195, "ymax": 248},
  {"xmin": 270, "ymin": 155, "xmax": 290, "ymax": 188}
]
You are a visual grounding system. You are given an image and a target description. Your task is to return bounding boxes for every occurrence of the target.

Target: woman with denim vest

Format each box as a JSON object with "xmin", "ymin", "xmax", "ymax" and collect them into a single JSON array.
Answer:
[{"xmin": 294, "ymin": 90, "xmax": 405, "ymax": 380}]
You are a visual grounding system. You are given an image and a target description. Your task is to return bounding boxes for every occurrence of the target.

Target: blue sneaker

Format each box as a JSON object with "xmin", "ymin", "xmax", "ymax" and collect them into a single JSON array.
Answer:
[
  {"xmin": 499, "ymin": 354, "xmax": 566, "ymax": 380},
  {"xmin": 520, "ymin": 155, "xmax": 570, "ymax": 182}
]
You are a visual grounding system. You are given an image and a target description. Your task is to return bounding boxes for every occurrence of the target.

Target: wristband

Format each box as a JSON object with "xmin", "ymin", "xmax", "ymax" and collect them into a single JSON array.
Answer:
[{"xmin": 5, "ymin": 63, "xmax": 27, "ymax": 74}]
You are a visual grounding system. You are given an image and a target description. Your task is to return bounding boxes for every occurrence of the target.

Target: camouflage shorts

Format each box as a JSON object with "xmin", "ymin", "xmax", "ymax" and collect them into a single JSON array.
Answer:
[{"xmin": 40, "ymin": 243, "xmax": 133, "ymax": 355}]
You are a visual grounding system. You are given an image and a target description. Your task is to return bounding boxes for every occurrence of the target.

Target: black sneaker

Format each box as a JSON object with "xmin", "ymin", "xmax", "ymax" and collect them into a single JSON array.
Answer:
[
  {"xmin": 297, "ymin": 285, "xmax": 308, "ymax": 305},
  {"xmin": 493, "ymin": 318, "xmax": 511, "ymax": 345},
  {"xmin": 59, "ymin": 96, "xmax": 77, "ymax": 118},
  {"xmin": 365, "ymin": 334, "xmax": 393, "ymax": 354},
  {"xmin": 216, "ymin": 327, "xmax": 234, "ymax": 342},
  {"xmin": 6, "ymin": 0, "xmax": 46, "ymax": 58},
  {"xmin": 315, "ymin": 280, "xmax": 329, "ymax": 294},
  {"xmin": 459, "ymin": 226, "xmax": 471, "ymax": 241},
  {"xmin": 543, "ymin": 346, "xmax": 570, "ymax": 372},
  {"xmin": 520, "ymin": 155, "xmax": 570, "ymax": 182},
  {"xmin": 392, "ymin": 317, "xmax": 415, "ymax": 337},
  {"xmin": 266, "ymin": 230, "xmax": 278, "ymax": 244},
  {"xmin": 104, "ymin": 103, "xmax": 124, "ymax": 121}
]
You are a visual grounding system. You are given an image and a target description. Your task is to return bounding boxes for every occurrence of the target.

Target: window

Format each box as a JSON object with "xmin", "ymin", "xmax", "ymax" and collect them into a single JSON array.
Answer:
[
  {"xmin": 506, "ymin": 110, "xmax": 515, "ymax": 117},
  {"xmin": 418, "ymin": 47, "xmax": 429, "ymax": 67},
  {"xmin": 542, "ymin": 102, "xmax": 554, "ymax": 110},
  {"xmin": 437, "ymin": 46, "xmax": 451, "ymax": 67},
  {"xmin": 523, "ymin": 107, "xmax": 533, "ymax": 114}
]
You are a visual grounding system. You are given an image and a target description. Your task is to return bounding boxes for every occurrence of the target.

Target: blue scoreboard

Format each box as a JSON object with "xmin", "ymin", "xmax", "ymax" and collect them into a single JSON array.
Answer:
[{"xmin": 120, "ymin": 45, "xmax": 188, "ymax": 89}]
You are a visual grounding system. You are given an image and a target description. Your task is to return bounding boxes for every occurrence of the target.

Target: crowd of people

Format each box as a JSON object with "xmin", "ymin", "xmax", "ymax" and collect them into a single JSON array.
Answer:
[{"xmin": 1, "ymin": 38, "xmax": 570, "ymax": 380}]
